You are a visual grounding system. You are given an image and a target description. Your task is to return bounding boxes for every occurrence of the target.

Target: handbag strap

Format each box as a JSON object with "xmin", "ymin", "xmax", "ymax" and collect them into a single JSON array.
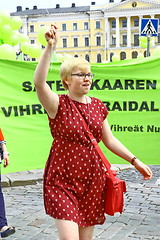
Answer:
[{"xmin": 68, "ymin": 96, "xmax": 115, "ymax": 180}]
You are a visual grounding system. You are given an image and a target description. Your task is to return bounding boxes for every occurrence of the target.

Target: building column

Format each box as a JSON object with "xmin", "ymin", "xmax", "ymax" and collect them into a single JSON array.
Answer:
[
  {"xmin": 127, "ymin": 16, "xmax": 131, "ymax": 47},
  {"xmin": 105, "ymin": 18, "xmax": 110, "ymax": 49},
  {"xmin": 116, "ymin": 17, "xmax": 120, "ymax": 48},
  {"xmin": 139, "ymin": 15, "xmax": 143, "ymax": 37},
  {"xmin": 22, "ymin": 16, "xmax": 29, "ymax": 35}
]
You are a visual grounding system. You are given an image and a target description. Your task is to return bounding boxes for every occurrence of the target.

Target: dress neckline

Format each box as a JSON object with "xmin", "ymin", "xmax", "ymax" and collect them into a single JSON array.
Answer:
[{"xmin": 66, "ymin": 95, "xmax": 92, "ymax": 105}]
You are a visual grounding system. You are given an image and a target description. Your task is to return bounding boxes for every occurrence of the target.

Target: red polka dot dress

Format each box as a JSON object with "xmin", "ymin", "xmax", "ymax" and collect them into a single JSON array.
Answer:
[{"xmin": 43, "ymin": 94, "xmax": 108, "ymax": 227}]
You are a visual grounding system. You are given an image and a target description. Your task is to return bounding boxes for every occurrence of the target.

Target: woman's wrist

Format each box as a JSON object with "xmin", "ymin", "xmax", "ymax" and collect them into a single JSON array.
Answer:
[
  {"xmin": 131, "ymin": 156, "xmax": 138, "ymax": 165},
  {"xmin": 46, "ymin": 42, "xmax": 56, "ymax": 52}
]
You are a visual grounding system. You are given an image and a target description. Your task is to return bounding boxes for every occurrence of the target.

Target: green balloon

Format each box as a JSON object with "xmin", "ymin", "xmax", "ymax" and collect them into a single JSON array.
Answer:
[
  {"xmin": 0, "ymin": 39, "xmax": 4, "ymax": 45},
  {"xmin": 139, "ymin": 36, "xmax": 147, "ymax": 44},
  {"xmin": 37, "ymin": 26, "xmax": 49, "ymax": 47},
  {"xmin": 21, "ymin": 42, "xmax": 30, "ymax": 54},
  {"xmin": 4, "ymin": 31, "xmax": 20, "ymax": 46},
  {"xmin": 0, "ymin": 25, "xmax": 12, "ymax": 39},
  {"xmin": 0, "ymin": 10, "xmax": 10, "ymax": 25},
  {"xmin": 19, "ymin": 33, "xmax": 30, "ymax": 44},
  {"xmin": 140, "ymin": 41, "xmax": 153, "ymax": 48},
  {"xmin": 10, "ymin": 16, "xmax": 22, "ymax": 30},
  {"xmin": 27, "ymin": 44, "xmax": 42, "ymax": 58},
  {"xmin": 140, "ymin": 41, "xmax": 147, "ymax": 48},
  {"xmin": 0, "ymin": 44, "xmax": 16, "ymax": 60},
  {"xmin": 139, "ymin": 35, "xmax": 153, "ymax": 48},
  {"xmin": 139, "ymin": 36, "xmax": 153, "ymax": 43}
]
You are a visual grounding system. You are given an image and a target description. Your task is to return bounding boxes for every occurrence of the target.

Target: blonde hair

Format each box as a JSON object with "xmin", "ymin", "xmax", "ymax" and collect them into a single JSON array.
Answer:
[{"xmin": 60, "ymin": 57, "xmax": 90, "ymax": 90}]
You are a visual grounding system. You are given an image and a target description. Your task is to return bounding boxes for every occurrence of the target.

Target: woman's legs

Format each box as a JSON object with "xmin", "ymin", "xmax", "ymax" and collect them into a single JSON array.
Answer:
[
  {"xmin": 0, "ymin": 173, "xmax": 7, "ymax": 230},
  {"xmin": 55, "ymin": 219, "xmax": 79, "ymax": 240},
  {"xmin": 79, "ymin": 226, "xmax": 94, "ymax": 240},
  {"xmin": 0, "ymin": 172, "xmax": 15, "ymax": 237},
  {"xmin": 55, "ymin": 219, "xmax": 94, "ymax": 240}
]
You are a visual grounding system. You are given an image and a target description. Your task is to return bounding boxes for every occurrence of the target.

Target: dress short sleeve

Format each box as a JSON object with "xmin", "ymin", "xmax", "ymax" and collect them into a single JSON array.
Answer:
[{"xmin": 94, "ymin": 98, "xmax": 108, "ymax": 121}]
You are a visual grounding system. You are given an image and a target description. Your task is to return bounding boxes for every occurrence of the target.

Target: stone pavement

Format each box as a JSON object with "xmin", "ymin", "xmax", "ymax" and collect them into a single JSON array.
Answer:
[{"xmin": 1, "ymin": 165, "xmax": 160, "ymax": 240}]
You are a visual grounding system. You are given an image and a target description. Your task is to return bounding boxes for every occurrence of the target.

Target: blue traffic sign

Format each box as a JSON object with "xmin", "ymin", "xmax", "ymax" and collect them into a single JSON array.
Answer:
[{"xmin": 140, "ymin": 18, "xmax": 158, "ymax": 36}]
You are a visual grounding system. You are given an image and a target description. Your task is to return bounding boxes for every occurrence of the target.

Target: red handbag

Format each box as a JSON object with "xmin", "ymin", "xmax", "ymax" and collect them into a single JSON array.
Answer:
[
  {"xmin": 69, "ymin": 98, "xmax": 126, "ymax": 216},
  {"xmin": 104, "ymin": 170, "xmax": 126, "ymax": 215}
]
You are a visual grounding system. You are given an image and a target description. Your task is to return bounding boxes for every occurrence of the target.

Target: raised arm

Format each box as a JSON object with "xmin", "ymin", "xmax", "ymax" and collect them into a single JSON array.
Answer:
[
  {"xmin": 34, "ymin": 24, "xmax": 59, "ymax": 119},
  {"xmin": 102, "ymin": 119, "xmax": 152, "ymax": 180}
]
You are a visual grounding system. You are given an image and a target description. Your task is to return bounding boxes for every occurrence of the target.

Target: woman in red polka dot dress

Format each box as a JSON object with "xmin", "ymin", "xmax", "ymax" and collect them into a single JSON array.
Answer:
[{"xmin": 34, "ymin": 24, "xmax": 152, "ymax": 240}]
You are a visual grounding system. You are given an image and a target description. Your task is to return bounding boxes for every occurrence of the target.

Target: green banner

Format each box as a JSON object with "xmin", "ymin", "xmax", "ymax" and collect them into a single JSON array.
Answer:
[{"xmin": 0, "ymin": 57, "xmax": 159, "ymax": 173}]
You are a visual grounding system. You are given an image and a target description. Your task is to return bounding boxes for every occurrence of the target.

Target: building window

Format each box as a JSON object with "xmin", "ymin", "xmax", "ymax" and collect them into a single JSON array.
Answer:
[
  {"xmin": 73, "ymin": 23, "xmax": 77, "ymax": 31},
  {"xmin": 85, "ymin": 54, "xmax": 90, "ymax": 62},
  {"xmin": 97, "ymin": 54, "xmax": 102, "ymax": 63},
  {"xmin": 30, "ymin": 40, "xmax": 35, "ymax": 44},
  {"xmin": 84, "ymin": 22, "xmax": 89, "ymax": 30},
  {"xmin": 134, "ymin": 34, "xmax": 139, "ymax": 46},
  {"xmin": 110, "ymin": 53, "xmax": 114, "ymax": 62},
  {"xmin": 111, "ymin": 20, "xmax": 116, "ymax": 28},
  {"xmin": 96, "ymin": 36, "xmax": 101, "ymax": 46},
  {"xmin": 122, "ymin": 19, "xmax": 127, "ymax": 28},
  {"xmin": 62, "ymin": 24, "xmax": 66, "ymax": 31},
  {"xmin": 84, "ymin": 37, "xmax": 89, "ymax": 47},
  {"xmin": 73, "ymin": 38, "xmax": 78, "ymax": 47},
  {"xmin": 132, "ymin": 51, "xmax": 138, "ymax": 58},
  {"xmin": 120, "ymin": 51, "xmax": 126, "ymax": 60},
  {"xmin": 62, "ymin": 38, "xmax": 67, "ymax": 48},
  {"xmin": 134, "ymin": 18, "xmax": 139, "ymax": 27},
  {"xmin": 112, "ymin": 36, "xmax": 116, "ymax": 45},
  {"xmin": 30, "ymin": 25, "xmax": 34, "ymax": 32},
  {"xmin": 96, "ymin": 21, "xmax": 100, "ymax": 29},
  {"xmin": 122, "ymin": 35, "xmax": 127, "ymax": 45}
]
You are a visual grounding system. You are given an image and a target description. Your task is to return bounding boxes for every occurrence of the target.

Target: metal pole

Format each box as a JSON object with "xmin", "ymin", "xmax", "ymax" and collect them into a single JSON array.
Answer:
[{"xmin": 146, "ymin": 34, "xmax": 151, "ymax": 57}]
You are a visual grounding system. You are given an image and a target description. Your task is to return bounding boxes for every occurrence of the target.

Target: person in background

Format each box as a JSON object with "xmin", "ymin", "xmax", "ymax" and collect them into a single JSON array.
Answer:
[
  {"xmin": 0, "ymin": 128, "xmax": 15, "ymax": 238},
  {"xmin": 34, "ymin": 24, "xmax": 152, "ymax": 240}
]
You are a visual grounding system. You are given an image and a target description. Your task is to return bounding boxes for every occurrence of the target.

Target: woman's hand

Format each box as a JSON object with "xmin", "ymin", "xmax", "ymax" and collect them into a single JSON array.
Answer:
[
  {"xmin": 45, "ymin": 24, "xmax": 58, "ymax": 49},
  {"xmin": 133, "ymin": 159, "xmax": 152, "ymax": 180}
]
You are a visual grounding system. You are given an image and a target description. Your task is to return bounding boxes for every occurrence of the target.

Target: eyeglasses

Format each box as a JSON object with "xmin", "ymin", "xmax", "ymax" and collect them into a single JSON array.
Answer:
[{"xmin": 71, "ymin": 73, "xmax": 94, "ymax": 79}]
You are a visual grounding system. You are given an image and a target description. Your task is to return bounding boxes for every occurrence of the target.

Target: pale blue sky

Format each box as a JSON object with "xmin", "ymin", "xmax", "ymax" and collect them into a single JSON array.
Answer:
[{"xmin": 0, "ymin": 0, "xmax": 120, "ymax": 13}]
